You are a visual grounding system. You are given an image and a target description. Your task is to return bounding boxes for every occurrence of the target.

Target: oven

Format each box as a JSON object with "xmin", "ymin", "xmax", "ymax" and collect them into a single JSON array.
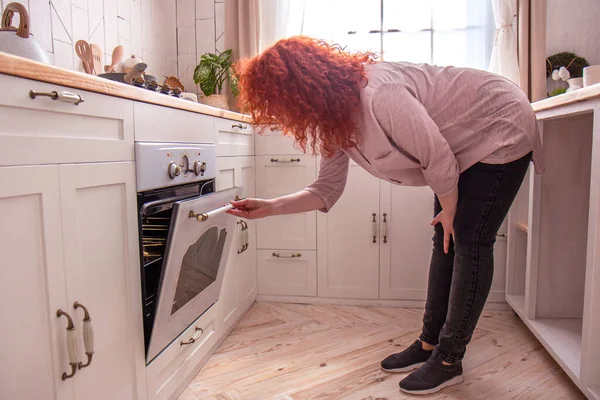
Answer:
[{"xmin": 136, "ymin": 142, "xmax": 239, "ymax": 363}]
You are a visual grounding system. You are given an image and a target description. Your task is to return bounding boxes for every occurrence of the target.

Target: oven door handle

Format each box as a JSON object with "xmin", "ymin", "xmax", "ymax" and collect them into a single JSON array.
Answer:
[{"xmin": 189, "ymin": 196, "xmax": 243, "ymax": 222}]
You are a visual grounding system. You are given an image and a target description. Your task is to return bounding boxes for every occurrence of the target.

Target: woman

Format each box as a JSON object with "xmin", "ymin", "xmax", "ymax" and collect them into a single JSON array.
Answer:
[{"xmin": 228, "ymin": 36, "xmax": 543, "ymax": 395}]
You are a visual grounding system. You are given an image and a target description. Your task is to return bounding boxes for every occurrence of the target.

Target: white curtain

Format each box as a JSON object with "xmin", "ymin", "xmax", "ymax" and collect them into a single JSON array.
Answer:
[
  {"xmin": 259, "ymin": 0, "xmax": 306, "ymax": 51},
  {"xmin": 488, "ymin": 0, "xmax": 520, "ymax": 84}
]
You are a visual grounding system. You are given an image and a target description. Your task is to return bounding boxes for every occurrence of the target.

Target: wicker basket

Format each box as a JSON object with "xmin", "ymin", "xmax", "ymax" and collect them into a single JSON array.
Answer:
[{"xmin": 200, "ymin": 94, "xmax": 229, "ymax": 110}]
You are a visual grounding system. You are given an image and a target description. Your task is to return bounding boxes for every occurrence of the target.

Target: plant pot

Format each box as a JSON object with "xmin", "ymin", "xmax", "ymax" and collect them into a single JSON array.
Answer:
[
  {"xmin": 200, "ymin": 94, "xmax": 229, "ymax": 110},
  {"xmin": 566, "ymin": 77, "xmax": 583, "ymax": 93}
]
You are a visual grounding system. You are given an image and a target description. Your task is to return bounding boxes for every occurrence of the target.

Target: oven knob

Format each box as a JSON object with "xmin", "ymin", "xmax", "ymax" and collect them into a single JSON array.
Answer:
[
  {"xmin": 168, "ymin": 162, "xmax": 181, "ymax": 179},
  {"xmin": 193, "ymin": 161, "xmax": 207, "ymax": 176}
]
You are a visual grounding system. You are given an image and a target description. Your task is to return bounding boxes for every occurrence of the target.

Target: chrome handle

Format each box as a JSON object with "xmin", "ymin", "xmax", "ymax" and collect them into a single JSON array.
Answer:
[
  {"xmin": 56, "ymin": 309, "xmax": 79, "ymax": 380},
  {"xmin": 73, "ymin": 302, "xmax": 94, "ymax": 369},
  {"xmin": 372, "ymin": 213, "xmax": 377, "ymax": 243},
  {"xmin": 30, "ymin": 90, "xmax": 84, "ymax": 105},
  {"xmin": 382, "ymin": 213, "xmax": 388, "ymax": 243},
  {"xmin": 270, "ymin": 158, "xmax": 300, "ymax": 163},
  {"xmin": 272, "ymin": 252, "xmax": 301, "ymax": 258},
  {"xmin": 231, "ymin": 123, "xmax": 247, "ymax": 129},
  {"xmin": 189, "ymin": 195, "xmax": 242, "ymax": 222}
]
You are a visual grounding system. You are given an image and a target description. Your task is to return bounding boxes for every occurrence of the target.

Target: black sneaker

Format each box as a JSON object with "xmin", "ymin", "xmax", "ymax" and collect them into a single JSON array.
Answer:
[
  {"xmin": 380, "ymin": 340, "xmax": 433, "ymax": 373},
  {"xmin": 399, "ymin": 350, "xmax": 464, "ymax": 395}
]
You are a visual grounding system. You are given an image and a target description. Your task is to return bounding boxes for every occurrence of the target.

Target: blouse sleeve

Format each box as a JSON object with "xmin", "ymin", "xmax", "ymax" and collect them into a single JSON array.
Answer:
[{"xmin": 304, "ymin": 150, "xmax": 350, "ymax": 212}]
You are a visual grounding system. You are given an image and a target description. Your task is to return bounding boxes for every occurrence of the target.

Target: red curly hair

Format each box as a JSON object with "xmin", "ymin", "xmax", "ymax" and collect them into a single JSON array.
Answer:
[{"xmin": 236, "ymin": 36, "xmax": 376, "ymax": 156}]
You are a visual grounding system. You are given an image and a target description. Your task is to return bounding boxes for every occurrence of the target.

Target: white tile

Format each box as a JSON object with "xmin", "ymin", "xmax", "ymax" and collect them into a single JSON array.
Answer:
[
  {"xmin": 216, "ymin": 31, "xmax": 224, "ymax": 53},
  {"xmin": 177, "ymin": 26, "xmax": 196, "ymax": 55},
  {"xmin": 72, "ymin": 0, "xmax": 87, "ymax": 10},
  {"xmin": 118, "ymin": 17, "xmax": 130, "ymax": 41},
  {"xmin": 195, "ymin": 18, "xmax": 214, "ymax": 56},
  {"xmin": 214, "ymin": 1, "xmax": 224, "ymax": 39},
  {"xmin": 117, "ymin": 0, "xmax": 130, "ymax": 20},
  {"xmin": 104, "ymin": 0, "xmax": 119, "ymax": 54},
  {"xmin": 71, "ymin": 4, "xmax": 89, "ymax": 42},
  {"xmin": 140, "ymin": 0, "xmax": 153, "ymax": 48},
  {"xmin": 50, "ymin": 0, "xmax": 72, "ymax": 43},
  {"xmin": 88, "ymin": 0, "xmax": 103, "ymax": 37},
  {"xmin": 178, "ymin": 53, "xmax": 197, "ymax": 93},
  {"xmin": 28, "ymin": 0, "xmax": 53, "ymax": 53},
  {"xmin": 53, "ymin": 39, "xmax": 74, "ymax": 69},
  {"xmin": 90, "ymin": 20, "xmax": 105, "ymax": 56},
  {"xmin": 176, "ymin": 0, "xmax": 194, "ymax": 27},
  {"xmin": 130, "ymin": 0, "xmax": 142, "ymax": 56},
  {"xmin": 118, "ymin": 37, "xmax": 131, "ymax": 56},
  {"xmin": 195, "ymin": 0, "xmax": 213, "ymax": 20}
]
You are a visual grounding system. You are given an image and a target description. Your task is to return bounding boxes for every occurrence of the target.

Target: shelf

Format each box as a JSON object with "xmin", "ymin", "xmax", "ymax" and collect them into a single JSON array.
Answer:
[
  {"xmin": 516, "ymin": 222, "xmax": 529, "ymax": 234},
  {"xmin": 506, "ymin": 294, "xmax": 525, "ymax": 316},
  {"xmin": 528, "ymin": 318, "xmax": 582, "ymax": 379},
  {"xmin": 588, "ymin": 387, "xmax": 600, "ymax": 400}
]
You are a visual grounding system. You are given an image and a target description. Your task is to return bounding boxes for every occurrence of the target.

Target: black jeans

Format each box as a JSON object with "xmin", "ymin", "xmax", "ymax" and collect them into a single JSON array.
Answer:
[{"xmin": 419, "ymin": 152, "xmax": 532, "ymax": 364}]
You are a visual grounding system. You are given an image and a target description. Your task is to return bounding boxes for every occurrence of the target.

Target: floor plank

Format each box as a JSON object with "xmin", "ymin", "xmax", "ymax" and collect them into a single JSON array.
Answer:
[{"xmin": 182, "ymin": 302, "xmax": 585, "ymax": 400}]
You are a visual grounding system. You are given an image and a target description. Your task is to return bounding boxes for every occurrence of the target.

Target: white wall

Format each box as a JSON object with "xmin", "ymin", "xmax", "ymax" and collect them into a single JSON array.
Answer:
[
  {"xmin": 176, "ymin": 0, "xmax": 225, "ymax": 95},
  {"xmin": 546, "ymin": 0, "xmax": 600, "ymax": 65},
  {"xmin": 1, "ymin": 0, "xmax": 177, "ymax": 78}
]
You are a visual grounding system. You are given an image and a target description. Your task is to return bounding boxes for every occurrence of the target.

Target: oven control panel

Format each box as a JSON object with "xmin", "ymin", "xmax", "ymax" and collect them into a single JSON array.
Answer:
[{"xmin": 135, "ymin": 142, "xmax": 217, "ymax": 192}]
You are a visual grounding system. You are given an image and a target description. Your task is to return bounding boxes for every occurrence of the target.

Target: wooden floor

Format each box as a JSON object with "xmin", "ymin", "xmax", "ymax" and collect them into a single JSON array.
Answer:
[{"xmin": 179, "ymin": 302, "xmax": 585, "ymax": 400}]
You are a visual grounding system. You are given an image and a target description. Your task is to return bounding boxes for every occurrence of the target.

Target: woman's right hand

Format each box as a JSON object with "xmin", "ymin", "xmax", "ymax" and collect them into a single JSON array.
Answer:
[{"xmin": 227, "ymin": 198, "xmax": 273, "ymax": 219}]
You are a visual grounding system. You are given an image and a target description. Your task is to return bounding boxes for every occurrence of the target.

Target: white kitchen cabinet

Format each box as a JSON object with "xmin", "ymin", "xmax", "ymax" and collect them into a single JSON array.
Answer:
[
  {"xmin": 257, "ymin": 250, "xmax": 317, "ymax": 296},
  {"xmin": 134, "ymin": 102, "xmax": 214, "ymax": 143},
  {"xmin": 0, "ymin": 163, "xmax": 146, "ymax": 400},
  {"xmin": 317, "ymin": 161, "xmax": 381, "ymax": 299},
  {"xmin": 0, "ymin": 75, "xmax": 134, "ymax": 166},
  {"xmin": 254, "ymin": 128, "xmax": 303, "ymax": 155},
  {"xmin": 214, "ymin": 117, "xmax": 254, "ymax": 156},
  {"xmin": 255, "ymin": 155, "xmax": 317, "ymax": 250}
]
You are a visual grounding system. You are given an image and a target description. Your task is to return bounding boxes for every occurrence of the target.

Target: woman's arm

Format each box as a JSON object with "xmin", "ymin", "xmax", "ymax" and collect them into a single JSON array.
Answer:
[{"xmin": 228, "ymin": 190, "xmax": 324, "ymax": 219}]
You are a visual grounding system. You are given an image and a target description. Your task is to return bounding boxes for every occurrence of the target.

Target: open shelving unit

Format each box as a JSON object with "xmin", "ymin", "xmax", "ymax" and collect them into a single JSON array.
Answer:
[{"xmin": 505, "ymin": 97, "xmax": 600, "ymax": 400}]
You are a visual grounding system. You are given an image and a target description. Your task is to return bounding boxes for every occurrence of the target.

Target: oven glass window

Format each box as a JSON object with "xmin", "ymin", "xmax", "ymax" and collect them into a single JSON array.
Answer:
[{"xmin": 171, "ymin": 226, "xmax": 227, "ymax": 315}]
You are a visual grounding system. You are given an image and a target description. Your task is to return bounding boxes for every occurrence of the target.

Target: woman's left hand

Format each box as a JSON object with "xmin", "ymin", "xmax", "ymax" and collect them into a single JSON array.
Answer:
[{"xmin": 431, "ymin": 210, "xmax": 455, "ymax": 254}]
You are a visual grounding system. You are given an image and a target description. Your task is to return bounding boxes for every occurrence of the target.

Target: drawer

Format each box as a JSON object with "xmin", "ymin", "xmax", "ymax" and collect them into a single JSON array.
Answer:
[
  {"xmin": 258, "ymin": 250, "xmax": 317, "ymax": 296},
  {"xmin": 134, "ymin": 102, "xmax": 214, "ymax": 143},
  {"xmin": 215, "ymin": 156, "xmax": 255, "ymax": 197},
  {"xmin": 215, "ymin": 117, "xmax": 254, "ymax": 156},
  {"xmin": 146, "ymin": 305, "xmax": 218, "ymax": 400},
  {"xmin": 0, "ymin": 74, "xmax": 134, "ymax": 165},
  {"xmin": 255, "ymin": 128, "xmax": 303, "ymax": 155}
]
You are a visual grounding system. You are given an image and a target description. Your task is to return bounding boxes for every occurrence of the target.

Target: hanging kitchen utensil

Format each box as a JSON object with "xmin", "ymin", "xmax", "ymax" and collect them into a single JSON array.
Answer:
[
  {"xmin": 75, "ymin": 40, "xmax": 93, "ymax": 74},
  {"xmin": 90, "ymin": 43, "xmax": 103, "ymax": 75},
  {"xmin": 0, "ymin": 2, "xmax": 49, "ymax": 63}
]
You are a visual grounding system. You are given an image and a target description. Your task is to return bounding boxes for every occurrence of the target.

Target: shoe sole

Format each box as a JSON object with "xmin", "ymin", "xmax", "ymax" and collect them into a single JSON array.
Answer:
[
  {"xmin": 380, "ymin": 362, "xmax": 426, "ymax": 373},
  {"xmin": 399, "ymin": 374, "xmax": 464, "ymax": 395}
]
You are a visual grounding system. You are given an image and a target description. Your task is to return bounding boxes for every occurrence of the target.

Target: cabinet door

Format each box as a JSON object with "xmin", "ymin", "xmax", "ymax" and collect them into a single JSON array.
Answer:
[
  {"xmin": 318, "ymin": 162, "xmax": 380, "ymax": 298},
  {"xmin": 254, "ymin": 129, "xmax": 303, "ymax": 155},
  {"xmin": 58, "ymin": 162, "xmax": 146, "ymax": 400},
  {"xmin": 236, "ymin": 161, "xmax": 258, "ymax": 309},
  {"xmin": 256, "ymin": 155, "xmax": 317, "ymax": 249},
  {"xmin": 380, "ymin": 183, "xmax": 434, "ymax": 300},
  {"xmin": 0, "ymin": 166, "xmax": 73, "ymax": 400},
  {"xmin": 257, "ymin": 250, "xmax": 317, "ymax": 296},
  {"xmin": 215, "ymin": 118, "xmax": 254, "ymax": 156}
]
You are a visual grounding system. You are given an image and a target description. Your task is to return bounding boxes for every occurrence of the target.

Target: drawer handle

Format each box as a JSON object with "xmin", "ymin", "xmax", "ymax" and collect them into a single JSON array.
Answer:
[
  {"xmin": 180, "ymin": 337, "xmax": 195, "ymax": 346},
  {"xmin": 382, "ymin": 213, "xmax": 388, "ymax": 244},
  {"xmin": 372, "ymin": 213, "xmax": 377, "ymax": 243},
  {"xmin": 272, "ymin": 252, "xmax": 301, "ymax": 258},
  {"xmin": 73, "ymin": 302, "xmax": 94, "ymax": 369},
  {"xmin": 56, "ymin": 309, "xmax": 79, "ymax": 380},
  {"xmin": 231, "ymin": 123, "xmax": 247, "ymax": 129},
  {"xmin": 270, "ymin": 158, "xmax": 300, "ymax": 163},
  {"xmin": 30, "ymin": 90, "xmax": 84, "ymax": 105}
]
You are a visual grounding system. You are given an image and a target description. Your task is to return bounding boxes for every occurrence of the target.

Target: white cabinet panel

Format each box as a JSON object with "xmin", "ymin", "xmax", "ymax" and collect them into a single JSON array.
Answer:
[
  {"xmin": 0, "ymin": 75, "xmax": 134, "ymax": 166},
  {"xmin": 214, "ymin": 118, "xmax": 254, "ymax": 156},
  {"xmin": 257, "ymin": 250, "xmax": 317, "ymax": 296},
  {"xmin": 134, "ymin": 102, "xmax": 214, "ymax": 143},
  {"xmin": 256, "ymin": 155, "xmax": 317, "ymax": 250},
  {"xmin": 318, "ymin": 163, "xmax": 380, "ymax": 299},
  {"xmin": 215, "ymin": 156, "xmax": 255, "ymax": 194},
  {"xmin": 254, "ymin": 128, "xmax": 303, "ymax": 155},
  {"xmin": 0, "ymin": 166, "xmax": 72, "ymax": 400},
  {"xmin": 58, "ymin": 162, "xmax": 146, "ymax": 400},
  {"xmin": 380, "ymin": 184, "xmax": 434, "ymax": 300}
]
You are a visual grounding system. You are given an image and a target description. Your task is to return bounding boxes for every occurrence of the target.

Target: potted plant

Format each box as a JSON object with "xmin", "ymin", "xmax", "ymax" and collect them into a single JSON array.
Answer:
[{"xmin": 193, "ymin": 49, "xmax": 239, "ymax": 110}]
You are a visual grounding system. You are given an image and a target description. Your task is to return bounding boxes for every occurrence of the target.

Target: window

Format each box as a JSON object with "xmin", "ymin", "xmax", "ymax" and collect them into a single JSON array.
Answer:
[{"xmin": 299, "ymin": 0, "xmax": 495, "ymax": 70}]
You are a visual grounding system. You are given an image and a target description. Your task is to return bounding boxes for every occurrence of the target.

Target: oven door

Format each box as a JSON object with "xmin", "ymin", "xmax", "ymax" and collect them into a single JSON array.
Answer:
[{"xmin": 147, "ymin": 188, "xmax": 240, "ymax": 362}]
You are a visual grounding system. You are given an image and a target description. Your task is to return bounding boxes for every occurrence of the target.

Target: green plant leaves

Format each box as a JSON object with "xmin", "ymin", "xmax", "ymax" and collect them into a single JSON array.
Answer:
[{"xmin": 194, "ymin": 49, "xmax": 237, "ymax": 97}]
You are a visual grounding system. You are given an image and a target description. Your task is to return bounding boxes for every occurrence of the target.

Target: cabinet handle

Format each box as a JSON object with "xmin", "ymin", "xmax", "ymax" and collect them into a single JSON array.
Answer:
[
  {"xmin": 496, "ymin": 233, "xmax": 507, "ymax": 238},
  {"xmin": 237, "ymin": 220, "xmax": 249, "ymax": 254},
  {"xmin": 180, "ymin": 337, "xmax": 195, "ymax": 346},
  {"xmin": 372, "ymin": 213, "xmax": 377, "ymax": 243},
  {"xmin": 272, "ymin": 252, "xmax": 301, "ymax": 258},
  {"xmin": 382, "ymin": 213, "xmax": 388, "ymax": 243},
  {"xmin": 270, "ymin": 158, "xmax": 300, "ymax": 163},
  {"xmin": 30, "ymin": 90, "xmax": 84, "ymax": 105},
  {"xmin": 231, "ymin": 123, "xmax": 247, "ymax": 129},
  {"xmin": 73, "ymin": 302, "xmax": 94, "ymax": 369},
  {"xmin": 56, "ymin": 309, "xmax": 79, "ymax": 380}
]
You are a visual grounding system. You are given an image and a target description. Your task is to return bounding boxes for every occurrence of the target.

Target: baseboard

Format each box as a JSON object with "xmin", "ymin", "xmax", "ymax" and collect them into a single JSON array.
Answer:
[{"xmin": 255, "ymin": 295, "xmax": 512, "ymax": 311}]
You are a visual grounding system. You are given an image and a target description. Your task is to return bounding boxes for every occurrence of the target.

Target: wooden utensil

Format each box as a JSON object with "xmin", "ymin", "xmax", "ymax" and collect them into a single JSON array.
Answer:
[
  {"xmin": 75, "ymin": 40, "xmax": 93, "ymax": 74},
  {"xmin": 90, "ymin": 44, "xmax": 103, "ymax": 75},
  {"xmin": 123, "ymin": 62, "xmax": 147, "ymax": 84},
  {"xmin": 108, "ymin": 45, "xmax": 124, "ymax": 73}
]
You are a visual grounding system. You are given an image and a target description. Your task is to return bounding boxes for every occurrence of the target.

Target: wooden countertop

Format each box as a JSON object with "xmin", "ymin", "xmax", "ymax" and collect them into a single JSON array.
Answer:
[
  {"xmin": 531, "ymin": 82, "xmax": 600, "ymax": 113},
  {"xmin": 0, "ymin": 52, "xmax": 251, "ymax": 122}
]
